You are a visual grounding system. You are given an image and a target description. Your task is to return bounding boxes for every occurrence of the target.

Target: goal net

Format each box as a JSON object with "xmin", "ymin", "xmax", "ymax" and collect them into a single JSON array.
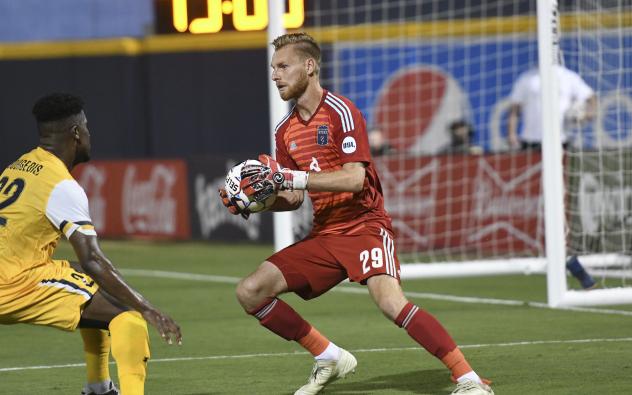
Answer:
[{"xmin": 282, "ymin": 1, "xmax": 632, "ymax": 306}]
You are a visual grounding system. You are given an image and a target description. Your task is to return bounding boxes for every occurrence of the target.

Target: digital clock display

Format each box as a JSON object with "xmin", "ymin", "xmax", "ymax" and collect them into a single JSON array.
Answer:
[{"xmin": 154, "ymin": 0, "xmax": 305, "ymax": 34}]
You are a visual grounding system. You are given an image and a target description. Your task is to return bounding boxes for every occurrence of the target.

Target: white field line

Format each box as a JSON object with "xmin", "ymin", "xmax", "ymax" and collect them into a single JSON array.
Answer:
[
  {"xmin": 2, "ymin": 337, "xmax": 632, "ymax": 373},
  {"xmin": 119, "ymin": 269, "xmax": 632, "ymax": 317}
]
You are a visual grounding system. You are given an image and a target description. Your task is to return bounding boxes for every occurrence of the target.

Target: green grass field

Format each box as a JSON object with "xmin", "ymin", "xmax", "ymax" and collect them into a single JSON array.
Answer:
[{"xmin": 2, "ymin": 240, "xmax": 631, "ymax": 394}]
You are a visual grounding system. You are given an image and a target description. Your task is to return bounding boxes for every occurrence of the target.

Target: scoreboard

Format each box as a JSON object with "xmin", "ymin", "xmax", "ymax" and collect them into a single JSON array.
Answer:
[{"xmin": 154, "ymin": 0, "xmax": 305, "ymax": 34}]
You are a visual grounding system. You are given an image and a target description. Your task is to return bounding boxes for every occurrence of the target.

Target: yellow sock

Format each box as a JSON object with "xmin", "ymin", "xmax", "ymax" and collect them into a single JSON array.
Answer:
[
  {"xmin": 80, "ymin": 328, "xmax": 111, "ymax": 384},
  {"xmin": 109, "ymin": 311, "xmax": 150, "ymax": 395}
]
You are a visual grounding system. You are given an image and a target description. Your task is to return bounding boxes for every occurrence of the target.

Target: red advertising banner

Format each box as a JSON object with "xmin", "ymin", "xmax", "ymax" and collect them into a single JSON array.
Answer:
[
  {"xmin": 72, "ymin": 160, "xmax": 190, "ymax": 239},
  {"xmin": 375, "ymin": 152, "xmax": 543, "ymax": 256}
]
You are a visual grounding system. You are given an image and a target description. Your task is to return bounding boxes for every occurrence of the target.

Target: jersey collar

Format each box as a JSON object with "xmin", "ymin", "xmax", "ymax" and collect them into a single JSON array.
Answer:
[{"xmin": 294, "ymin": 89, "xmax": 328, "ymax": 126}]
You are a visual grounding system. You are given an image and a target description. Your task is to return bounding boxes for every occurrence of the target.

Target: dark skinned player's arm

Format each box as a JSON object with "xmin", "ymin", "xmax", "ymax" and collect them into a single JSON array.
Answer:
[{"xmin": 69, "ymin": 231, "xmax": 182, "ymax": 344}]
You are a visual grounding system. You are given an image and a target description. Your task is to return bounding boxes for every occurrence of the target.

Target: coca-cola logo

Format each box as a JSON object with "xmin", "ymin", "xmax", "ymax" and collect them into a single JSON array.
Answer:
[
  {"xmin": 76, "ymin": 165, "xmax": 107, "ymax": 232},
  {"xmin": 122, "ymin": 165, "xmax": 178, "ymax": 234},
  {"xmin": 195, "ymin": 174, "xmax": 260, "ymax": 240}
]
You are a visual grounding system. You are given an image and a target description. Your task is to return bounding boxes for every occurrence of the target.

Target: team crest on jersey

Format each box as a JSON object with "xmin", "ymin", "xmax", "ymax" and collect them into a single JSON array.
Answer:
[
  {"xmin": 316, "ymin": 124, "xmax": 329, "ymax": 146},
  {"xmin": 289, "ymin": 141, "xmax": 298, "ymax": 151}
]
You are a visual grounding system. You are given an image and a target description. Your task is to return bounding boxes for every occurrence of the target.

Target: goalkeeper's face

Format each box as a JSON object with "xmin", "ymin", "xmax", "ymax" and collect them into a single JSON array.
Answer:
[{"xmin": 271, "ymin": 46, "xmax": 310, "ymax": 101}]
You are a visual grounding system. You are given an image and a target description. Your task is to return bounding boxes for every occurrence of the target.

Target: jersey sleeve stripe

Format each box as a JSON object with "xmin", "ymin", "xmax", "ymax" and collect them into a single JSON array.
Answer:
[
  {"xmin": 324, "ymin": 98, "xmax": 351, "ymax": 132},
  {"xmin": 59, "ymin": 220, "xmax": 71, "ymax": 234},
  {"xmin": 59, "ymin": 220, "xmax": 97, "ymax": 238},
  {"xmin": 324, "ymin": 95, "xmax": 350, "ymax": 132},
  {"xmin": 64, "ymin": 224, "xmax": 80, "ymax": 238},
  {"xmin": 77, "ymin": 227, "xmax": 97, "ymax": 236},
  {"xmin": 327, "ymin": 93, "xmax": 356, "ymax": 130}
]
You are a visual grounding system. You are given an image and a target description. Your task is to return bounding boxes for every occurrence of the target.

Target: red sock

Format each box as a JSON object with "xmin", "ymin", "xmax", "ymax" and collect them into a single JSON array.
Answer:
[
  {"xmin": 249, "ymin": 298, "xmax": 311, "ymax": 341},
  {"xmin": 395, "ymin": 303, "xmax": 457, "ymax": 359}
]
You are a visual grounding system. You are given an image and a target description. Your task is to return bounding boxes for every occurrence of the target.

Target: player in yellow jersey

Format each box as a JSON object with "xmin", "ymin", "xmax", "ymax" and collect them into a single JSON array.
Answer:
[{"xmin": 0, "ymin": 93, "xmax": 182, "ymax": 395}]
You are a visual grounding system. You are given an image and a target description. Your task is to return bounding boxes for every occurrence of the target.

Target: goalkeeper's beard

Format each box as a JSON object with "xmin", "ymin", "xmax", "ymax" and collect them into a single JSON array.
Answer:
[{"xmin": 280, "ymin": 71, "xmax": 309, "ymax": 101}]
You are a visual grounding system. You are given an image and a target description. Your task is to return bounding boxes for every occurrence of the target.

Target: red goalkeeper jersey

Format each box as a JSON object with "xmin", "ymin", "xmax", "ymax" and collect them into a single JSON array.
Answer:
[{"xmin": 275, "ymin": 90, "xmax": 392, "ymax": 236}]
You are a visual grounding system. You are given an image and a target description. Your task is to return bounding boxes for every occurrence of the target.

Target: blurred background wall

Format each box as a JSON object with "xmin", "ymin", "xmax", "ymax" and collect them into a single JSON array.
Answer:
[
  {"xmin": 0, "ymin": 50, "xmax": 270, "ymax": 163},
  {"xmin": 0, "ymin": 0, "xmax": 154, "ymax": 42}
]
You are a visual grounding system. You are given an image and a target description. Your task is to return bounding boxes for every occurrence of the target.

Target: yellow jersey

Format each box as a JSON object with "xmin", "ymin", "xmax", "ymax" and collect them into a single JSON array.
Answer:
[{"xmin": 0, "ymin": 147, "xmax": 96, "ymax": 292}]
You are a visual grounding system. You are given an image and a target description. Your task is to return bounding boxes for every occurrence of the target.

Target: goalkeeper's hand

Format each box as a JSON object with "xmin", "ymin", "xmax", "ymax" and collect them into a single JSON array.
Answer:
[
  {"xmin": 240, "ymin": 154, "xmax": 309, "ymax": 202},
  {"xmin": 218, "ymin": 187, "xmax": 250, "ymax": 219}
]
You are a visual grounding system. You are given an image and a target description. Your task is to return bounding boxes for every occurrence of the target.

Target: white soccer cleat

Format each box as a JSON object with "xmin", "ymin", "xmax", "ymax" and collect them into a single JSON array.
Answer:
[
  {"xmin": 294, "ymin": 348, "xmax": 357, "ymax": 395},
  {"xmin": 80, "ymin": 381, "xmax": 119, "ymax": 395},
  {"xmin": 451, "ymin": 380, "xmax": 494, "ymax": 395}
]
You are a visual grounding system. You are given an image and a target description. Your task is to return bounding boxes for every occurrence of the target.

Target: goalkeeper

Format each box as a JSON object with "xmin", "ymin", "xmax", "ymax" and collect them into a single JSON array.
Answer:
[{"xmin": 220, "ymin": 33, "xmax": 493, "ymax": 395}]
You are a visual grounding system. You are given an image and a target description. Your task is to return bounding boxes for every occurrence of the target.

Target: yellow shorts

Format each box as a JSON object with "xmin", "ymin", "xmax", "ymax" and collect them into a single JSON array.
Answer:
[{"xmin": 0, "ymin": 260, "xmax": 99, "ymax": 331}]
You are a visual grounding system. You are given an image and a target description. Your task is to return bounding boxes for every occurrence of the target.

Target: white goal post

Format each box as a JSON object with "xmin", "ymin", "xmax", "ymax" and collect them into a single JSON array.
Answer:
[{"xmin": 267, "ymin": 0, "xmax": 293, "ymax": 252}]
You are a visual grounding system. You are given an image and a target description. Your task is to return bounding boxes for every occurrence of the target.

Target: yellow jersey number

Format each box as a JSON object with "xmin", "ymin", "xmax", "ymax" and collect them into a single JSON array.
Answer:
[{"xmin": 0, "ymin": 176, "xmax": 26, "ymax": 226}]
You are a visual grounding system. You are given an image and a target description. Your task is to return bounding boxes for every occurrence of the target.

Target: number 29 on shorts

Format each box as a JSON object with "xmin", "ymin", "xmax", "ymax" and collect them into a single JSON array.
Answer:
[{"xmin": 360, "ymin": 248, "xmax": 384, "ymax": 274}]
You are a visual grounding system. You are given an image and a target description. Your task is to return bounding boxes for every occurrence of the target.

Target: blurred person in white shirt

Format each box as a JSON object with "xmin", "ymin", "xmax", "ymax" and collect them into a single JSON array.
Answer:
[{"xmin": 508, "ymin": 64, "xmax": 596, "ymax": 150}]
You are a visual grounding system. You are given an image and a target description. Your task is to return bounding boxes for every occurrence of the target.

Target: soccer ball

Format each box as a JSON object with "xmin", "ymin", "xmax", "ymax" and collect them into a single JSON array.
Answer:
[{"xmin": 224, "ymin": 159, "xmax": 276, "ymax": 213}]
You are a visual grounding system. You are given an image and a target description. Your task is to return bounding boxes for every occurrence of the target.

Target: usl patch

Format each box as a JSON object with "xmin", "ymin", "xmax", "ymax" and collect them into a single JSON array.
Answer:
[
  {"xmin": 317, "ymin": 124, "xmax": 329, "ymax": 145},
  {"xmin": 342, "ymin": 136, "xmax": 357, "ymax": 154}
]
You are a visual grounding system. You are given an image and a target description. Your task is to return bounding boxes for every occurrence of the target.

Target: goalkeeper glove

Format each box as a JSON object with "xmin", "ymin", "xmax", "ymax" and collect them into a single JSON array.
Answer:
[
  {"xmin": 240, "ymin": 154, "xmax": 309, "ymax": 202},
  {"xmin": 257, "ymin": 154, "xmax": 309, "ymax": 191},
  {"xmin": 218, "ymin": 187, "xmax": 250, "ymax": 219}
]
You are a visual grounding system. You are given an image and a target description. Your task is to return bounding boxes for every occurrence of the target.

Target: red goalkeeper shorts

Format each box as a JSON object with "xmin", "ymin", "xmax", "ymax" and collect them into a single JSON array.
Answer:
[{"xmin": 267, "ymin": 226, "xmax": 401, "ymax": 300}]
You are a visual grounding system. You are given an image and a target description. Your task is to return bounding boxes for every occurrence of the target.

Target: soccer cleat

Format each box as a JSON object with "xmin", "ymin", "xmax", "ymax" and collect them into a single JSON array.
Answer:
[
  {"xmin": 80, "ymin": 389, "xmax": 119, "ymax": 395},
  {"xmin": 451, "ymin": 380, "xmax": 494, "ymax": 395},
  {"xmin": 294, "ymin": 348, "xmax": 357, "ymax": 395},
  {"xmin": 80, "ymin": 382, "xmax": 120, "ymax": 395},
  {"xmin": 566, "ymin": 255, "xmax": 597, "ymax": 289}
]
